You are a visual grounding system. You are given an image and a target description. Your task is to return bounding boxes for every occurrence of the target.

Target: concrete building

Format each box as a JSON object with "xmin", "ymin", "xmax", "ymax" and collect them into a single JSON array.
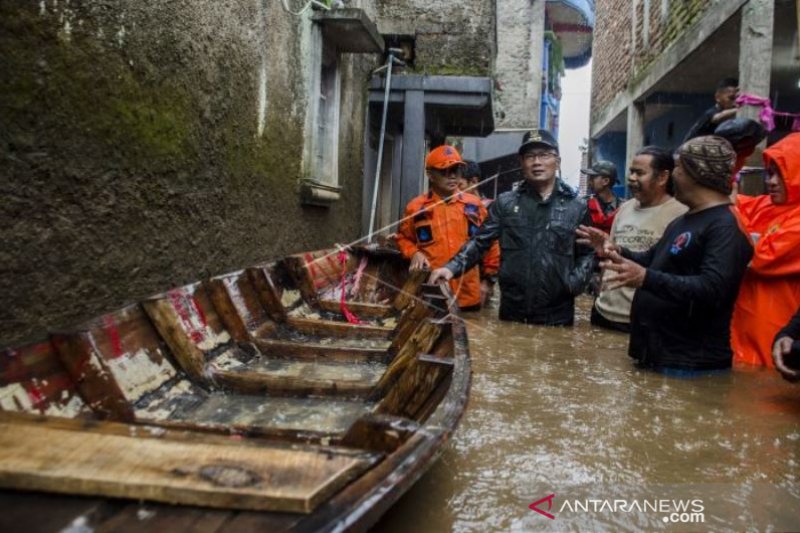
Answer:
[
  {"xmin": 1, "ymin": 0, "xmax": 537, "ymax": 346},
  {"xmin": 460, "ymin": 0, "xmax": 596, "ymax": 199},
  {"xmin": 590, "ymin": 0, "xmax": 800, "ymax": 195}
]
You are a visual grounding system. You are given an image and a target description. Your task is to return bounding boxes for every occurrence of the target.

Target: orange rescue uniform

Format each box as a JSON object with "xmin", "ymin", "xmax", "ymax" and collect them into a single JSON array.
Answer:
[
  {"xmin": 396, "ymin": 191, "xmax": 499, "ymax": 309},
  {"xmin": 732, "ymin": 133, "xmax": 800, "ymax": 367}
]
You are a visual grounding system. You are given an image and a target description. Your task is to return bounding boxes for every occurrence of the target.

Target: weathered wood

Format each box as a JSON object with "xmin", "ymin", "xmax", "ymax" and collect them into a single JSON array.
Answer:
[
  {"xmin": 254, "ymin": 338, "xmax": 388, "ymax": 363},
  {"xmin": 392, "ymin": 269, "xmax": 428, "ymax": 311},
  {"xmin": 206, "ymin": 277, "xmax": 251, "ymax": 343},
  {"xmin": 282, "ymin": 255, "xmax": 323, "ymax": 306},
  {"xmin": 0, "ymin": 491, "xmax": 123, "ymax": 533},
  {"xmin": 247, "ymin": 264, "xmax": 290, "ymax": 322},
  {"xmin": 95, "ymin": 504, "xmax": 231, "ymax": 533},
  {"xmin": 142, "ymin": 298, "xmax": 209, "ymax": 383},
  {"xmin": 216, "ymin": 510, "xmax": 301, "ymax": 533},
  {"xmin": 376, "ymin": 354, "xmax": 453, "ymax": 420},
  {"xmin": 211, "ymin": 357, "xmax": 386, "ymax": 398},
  {"xmin": 51, "ymin": 333, "xmax": 135, "ymax": 422},
  {"xmin": 0, "ymin": 340, "xmax": 90, "ymax": 418},
  {"xmin": 0, "ymin": 417, "xmax": 378, "ymax": 513},
  {"xmin": 371, "ymin": 318, "xmax": 443, "ymax": 400},
  {"xmin": 341, "ymin": 413, "xmax": 420, "ymax": 453},
  {"xmin": 0, "ymin": 410, "xmax": 341, "ymax": 449},
  {"xmin": 286, "ymin": 316, "xmax": 392, "ymax": 339},
  {"xmin": 207, "ymin": 271, "xmax": 277, "ymax": 342},
  {"xmin": 317, "ymin": 299, "xmax": 393, "ymax": 319},
  {"xmin": 388, "ymin": 299, "xmax": 433, "ymax": 354},
  {"xmin": 0, "ymin": 244, "xmax": 472, "ymax": 529}
]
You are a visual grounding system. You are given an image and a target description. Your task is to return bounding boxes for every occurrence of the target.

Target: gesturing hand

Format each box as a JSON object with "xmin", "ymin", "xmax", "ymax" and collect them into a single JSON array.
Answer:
[
  {"xmin": 576, "ymin": 225, "xmax": 618, "ymax": 258},
  {"xmin": 773, "ymin": 336, "xmax": 800, "ymax": 382},
  {"xmin": 600, "ymin": 250, "xmax": 646, "ymax": 290}
]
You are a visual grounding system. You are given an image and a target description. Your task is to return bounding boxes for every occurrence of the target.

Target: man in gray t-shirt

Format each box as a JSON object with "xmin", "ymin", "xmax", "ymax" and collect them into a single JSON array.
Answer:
[{"xmin": 581, "ymin": 146, "xmax": 687, "ymax": 332}]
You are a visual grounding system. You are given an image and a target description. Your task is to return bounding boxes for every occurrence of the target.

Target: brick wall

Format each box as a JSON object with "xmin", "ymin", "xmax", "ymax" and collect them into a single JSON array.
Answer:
[{"xmin": 592, "ymin": 0, "xmax": 713, "ymax": 121}]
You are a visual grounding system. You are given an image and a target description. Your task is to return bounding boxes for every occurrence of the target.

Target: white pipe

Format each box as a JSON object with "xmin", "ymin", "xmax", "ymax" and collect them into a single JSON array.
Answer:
[{"xmin": 367, "ymin": 53, "xmax": 402, "ymax": 242}]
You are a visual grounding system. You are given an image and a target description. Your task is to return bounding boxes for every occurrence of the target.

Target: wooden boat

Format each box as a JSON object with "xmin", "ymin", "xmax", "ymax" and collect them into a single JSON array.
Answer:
[{"xmin": 0, "ymin": 245, "xmax": 471, "ymax": 531}]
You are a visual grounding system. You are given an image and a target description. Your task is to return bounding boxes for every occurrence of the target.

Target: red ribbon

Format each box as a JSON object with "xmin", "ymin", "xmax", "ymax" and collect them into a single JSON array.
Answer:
[{"xmin": 338, "ymin": 250, "xmax": 362, "ymax": 325}]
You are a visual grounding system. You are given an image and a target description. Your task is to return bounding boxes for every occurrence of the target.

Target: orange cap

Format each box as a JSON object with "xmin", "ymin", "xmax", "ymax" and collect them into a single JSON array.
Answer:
[{"xmin": 425, "ymin": 145, "xmax": 467, "ymax": 170}]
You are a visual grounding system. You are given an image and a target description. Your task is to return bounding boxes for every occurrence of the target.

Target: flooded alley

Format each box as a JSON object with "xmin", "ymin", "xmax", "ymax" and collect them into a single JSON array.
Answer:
[{"xmin": 377, "ymin": 297, "xmax": 800, "ymax": 531}]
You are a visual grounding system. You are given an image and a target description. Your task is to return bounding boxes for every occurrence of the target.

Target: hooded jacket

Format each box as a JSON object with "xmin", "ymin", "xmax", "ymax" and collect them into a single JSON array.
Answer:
[
  {"xmin": 444, "ymin": 179, "xmax": 594, "ymax": 325},
  {"xmin": 732, "ymin": 133, "xmax": 800, "ymax": 367}
]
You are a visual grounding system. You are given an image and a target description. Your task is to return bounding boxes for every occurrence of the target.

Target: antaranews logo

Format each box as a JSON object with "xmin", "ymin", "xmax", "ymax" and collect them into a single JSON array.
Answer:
[
  {"xmin": 528, "ymin": 494, "xmax": 556, "ymax": 519},
  {"xmin": 529, "ymin": 494, "xmax": 705, "ymax": 524}
]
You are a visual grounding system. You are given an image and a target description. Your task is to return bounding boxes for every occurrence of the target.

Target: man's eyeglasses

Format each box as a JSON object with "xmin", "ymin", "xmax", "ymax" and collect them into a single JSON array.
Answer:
[{"xmin": 523, "ymin": 152, "xmax": 558, "ymax": 162}]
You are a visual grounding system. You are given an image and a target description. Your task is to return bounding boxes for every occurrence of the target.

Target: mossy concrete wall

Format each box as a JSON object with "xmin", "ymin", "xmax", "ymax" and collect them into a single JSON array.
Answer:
[
  {"xmin": 0, "ymin": 0, "xmax": 376, "ymax": 346},
  {"xmin": 374, "ymin": 0, "xmax": 495, "ymax": 77}
]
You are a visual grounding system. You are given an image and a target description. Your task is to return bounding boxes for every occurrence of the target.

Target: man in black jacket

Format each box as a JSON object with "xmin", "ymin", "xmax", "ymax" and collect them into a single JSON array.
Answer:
[
  {"xmin": 429, "ymin": 129, "xmax": 594, "ymax": 325},
  {"xmin": 773, "ymin": 308, "xmax": 800, "ymax": 382},
  {"xmin": 578, "ymin": 136, "xmax": 753, "ymax": 372}
]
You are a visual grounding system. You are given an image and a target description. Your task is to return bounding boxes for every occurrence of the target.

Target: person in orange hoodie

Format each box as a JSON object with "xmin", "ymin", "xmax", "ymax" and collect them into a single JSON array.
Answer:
[
  {"xmin": 395, "ymin": 145, "xmax": 498, "ymax": 310},
  {"xmin": 732, "ymin": 132, "xmax": 800, "ymax": 368}
]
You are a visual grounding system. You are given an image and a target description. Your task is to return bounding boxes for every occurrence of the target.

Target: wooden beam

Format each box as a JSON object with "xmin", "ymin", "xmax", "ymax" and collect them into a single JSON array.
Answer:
[
  {"xmin": 141, "ymin": 300, "xmax": 209, "ymax": 383},
  {"xmin": 212, "ymin": 367, "xmax": 382, "ymax": 399},
  {"xmin": 247, "ymin": 266, "xmax": 289, "ymax": 322},
  {"xmin": 392, "ymin": 269, "xmax": 427, "ymax": 311},
  {"xmin": 341, "ymin": 413, "xmax": 419, "ymax": 453},
  {"xmin": 50, "ymin": 334, "xmax": 135, "ymax": 422},
  {"xmin": 0, "ymin": 416, "xmax": 378, "ymax": 513},
  {"xmin": 285, "ymin": 317, "xmax": 392, "ymax": 339},
  {"xmin": 254, "ymin": 338, "xmax": 388, "ymax": 363},
  {"xmin": 317, "ymin": 300, "xmax": 392, "ymax": 319}
]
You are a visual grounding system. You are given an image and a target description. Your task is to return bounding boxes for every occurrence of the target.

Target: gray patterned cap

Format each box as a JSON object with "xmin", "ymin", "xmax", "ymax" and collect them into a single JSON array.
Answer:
[{"xmin": 677, "ymin": 136, "xmax": 735, "ymax": 194}]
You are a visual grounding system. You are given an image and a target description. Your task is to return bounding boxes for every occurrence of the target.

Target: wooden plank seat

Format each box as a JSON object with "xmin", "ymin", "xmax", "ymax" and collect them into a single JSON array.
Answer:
[
  {"xmin": 50, "ymin": 304, "xmax": 375, "ymax": 436},
  {"xmin": 0, "ymin": 341, "xmax": 90, "ymax": 418},
  {"xmin": 0, "ymin": 412, "xmax": 380, "ymax": 513},
  {"xmin": 142, "ymin": 280, "xmax": 387, "ymax": 398}
]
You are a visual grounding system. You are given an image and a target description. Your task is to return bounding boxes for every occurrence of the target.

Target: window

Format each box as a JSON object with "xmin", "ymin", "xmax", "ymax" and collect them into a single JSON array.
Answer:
[{"xmin": 300, "ymin": 26, "xmax": 342, "ymax": 206}]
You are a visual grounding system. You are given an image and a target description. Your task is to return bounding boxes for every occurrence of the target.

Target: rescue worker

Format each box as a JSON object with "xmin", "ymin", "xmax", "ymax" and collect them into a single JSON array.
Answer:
[
  {"xmin": 583, "ymin": 160, "xmax": 622, "ymax": 233},
  {"xmin": 579, "ymin": 136, "xmax": 753, "ymax": 372},
  {"xmin": 395, "ymin": 145, "xmax": 498, "ymax": 311},
  {"xmin": 731, "ymin": 132, "xmax": 800, "ymax": 368},
  {"xmin": 458, "ymin": 159, "xmax": 500, "ymax": 306},
  {"xmin": 429, "ymin": 130, "xmax": 594, "ymax": 325},
  {"xmin": 773, "ymin": 306, "xmax": 800, "ymax": 382}
]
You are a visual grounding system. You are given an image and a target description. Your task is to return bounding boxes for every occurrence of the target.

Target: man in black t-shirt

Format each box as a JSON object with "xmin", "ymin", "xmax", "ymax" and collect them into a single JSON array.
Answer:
[
  {"xmin": 578, "ymin": 136, "xmax": 753, "ymax": 373},
  {"xmin": 682, "ymin": 78, "xmax": 739, "ymax": 143}
]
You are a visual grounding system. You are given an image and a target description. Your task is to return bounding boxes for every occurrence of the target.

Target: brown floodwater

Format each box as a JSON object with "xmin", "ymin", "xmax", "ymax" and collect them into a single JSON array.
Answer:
[{"xmin": 375, "ymin": 296, "xmax": 800, "ymax": 532}]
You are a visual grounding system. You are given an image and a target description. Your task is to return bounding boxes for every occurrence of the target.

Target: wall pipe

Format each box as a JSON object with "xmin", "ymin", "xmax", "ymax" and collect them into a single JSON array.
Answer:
[{"xmin": 368, "ymin": 49, "xmax": 404, "ymax": 243}]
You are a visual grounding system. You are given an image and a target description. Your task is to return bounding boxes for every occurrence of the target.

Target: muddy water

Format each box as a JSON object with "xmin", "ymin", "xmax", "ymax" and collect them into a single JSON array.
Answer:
[{"xmin": 376, "ymin": 297, "xmax": 800, "ymax": 532}]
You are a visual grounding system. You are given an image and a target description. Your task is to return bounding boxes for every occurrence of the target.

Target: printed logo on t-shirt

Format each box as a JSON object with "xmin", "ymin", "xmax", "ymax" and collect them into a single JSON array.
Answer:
[{"xmin": 670, "ymin": 231, "xmax": 692, "ymax": 255}]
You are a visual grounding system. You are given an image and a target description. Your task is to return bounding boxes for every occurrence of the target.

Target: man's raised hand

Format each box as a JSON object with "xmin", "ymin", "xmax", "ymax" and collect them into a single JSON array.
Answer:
[{"xmin": 576, "ymin": 225, "xmax": 617, "ymax": 258}]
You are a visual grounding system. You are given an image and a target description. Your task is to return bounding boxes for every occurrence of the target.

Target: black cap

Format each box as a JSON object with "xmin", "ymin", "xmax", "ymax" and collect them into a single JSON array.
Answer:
[
  {"xmin": 519, "ymin": 129, "xmax": 559, "ymax": 155},
  {"xmin": 581, "ymin": 160, "xmax": 618, "ymax": 184},
  {"xmin": 713, "ymin": 118, "xmax": 766, "ymax": 154},
  {"xmin": 463, "ymin": 160, "xmax": 482, "ymax": 179}
]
